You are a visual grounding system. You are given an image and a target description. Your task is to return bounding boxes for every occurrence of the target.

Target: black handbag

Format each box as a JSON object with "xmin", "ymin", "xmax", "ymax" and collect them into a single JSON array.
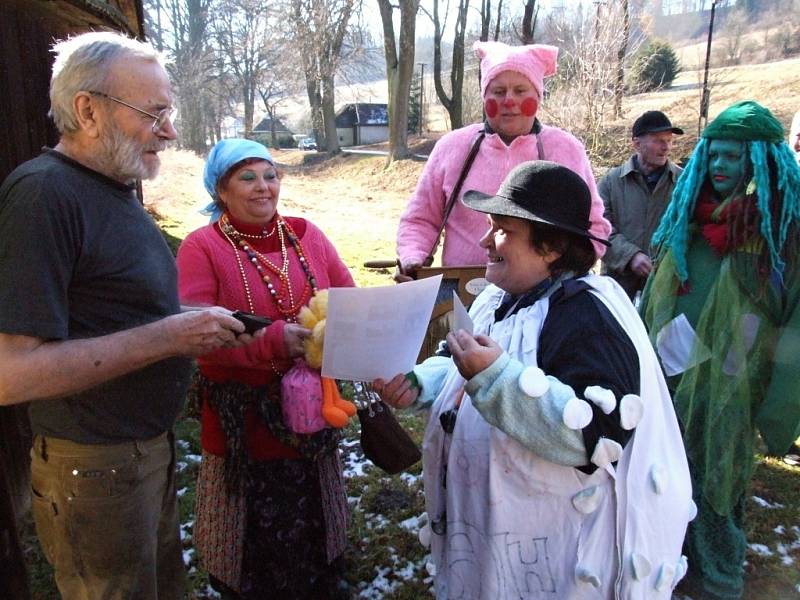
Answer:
[{"xmin": 355, "ymin": 384, "xmax": 421, "ymax": 474}]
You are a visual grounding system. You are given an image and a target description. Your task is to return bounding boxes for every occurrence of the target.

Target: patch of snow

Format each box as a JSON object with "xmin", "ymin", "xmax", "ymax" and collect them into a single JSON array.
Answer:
[
  {"xmin": 399, "ymin": 514, "xmax": 424, "ymax": 532},
  {"xmin": 748, "ymin": 543, "xmax": 773, "ymax": 556},
  {"xmin": 180, "ymin": 520, "xmax": 195, "ymax": 542},
  {"xmin": 774, "ymin": 524, "xmax": 786, "ymax": 535},
  {"xmin": 393, "ymin": 560, "xmax": 418, "ymax": 580},
  {"xmin": 776, "ymin": 542, "xmax": 795, "ymax": 565},
  {"xmin": 343, "ymin": 449, "xmax": 371, "ymax": 478},
  {"xmin": 176, "ymin": 439, "xmax": 190, "ymax": 451},
  {"xmin": 751, "ymin": 495, "xmax": 784, "ymax": 509},
  {"xmin": 177, "ymin": 486, "xmax": 188, "ymax": 498},
  {"xmin": 182, "ymin": 548, "xmax": 195, "ymax": 566},
  {"xmin": 400, "ymin": 472, "xmax": 421, "ymax": 487},
  {"xmin": 365, "ymin": 513, "xmax": 390, "ymax": 530},
  {"xmin": 357, "ymin": 548, "xmax": 427, "ymax": 599},
  {"xmin": 184, "ymin": 453, "xmax": 201, "ymax": 464},
  {"xmin": 358, "ymin": 567, "xmax": 400, "ymax": 599}
]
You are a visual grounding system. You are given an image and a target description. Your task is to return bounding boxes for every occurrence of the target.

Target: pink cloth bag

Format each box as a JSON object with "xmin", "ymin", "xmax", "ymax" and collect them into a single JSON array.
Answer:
[{"xmin": 281, "ymin": 360, "xmax": 327, "ymax": 433}]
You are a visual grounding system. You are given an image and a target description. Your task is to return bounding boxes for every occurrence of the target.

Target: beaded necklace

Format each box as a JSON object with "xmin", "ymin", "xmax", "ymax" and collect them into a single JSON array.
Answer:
[
  {"xmin": 219, "ymin": 213, "xmax": 318, "ymax": 320},
  {"xmin": 220, "ymin": 212, "xmax": 276, "ymax": 239}
]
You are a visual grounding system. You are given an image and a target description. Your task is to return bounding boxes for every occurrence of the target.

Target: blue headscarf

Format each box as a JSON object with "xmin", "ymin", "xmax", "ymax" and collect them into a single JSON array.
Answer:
[{"xmin": 200, "ymin": 139, "xmax": 273, "ymax": 222}]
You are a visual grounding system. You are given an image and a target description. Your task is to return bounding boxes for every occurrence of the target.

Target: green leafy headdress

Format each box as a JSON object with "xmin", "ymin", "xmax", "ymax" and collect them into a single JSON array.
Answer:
[{"xmin": 651, "ymin": 100, "xmax": 800, "ymax": 283}]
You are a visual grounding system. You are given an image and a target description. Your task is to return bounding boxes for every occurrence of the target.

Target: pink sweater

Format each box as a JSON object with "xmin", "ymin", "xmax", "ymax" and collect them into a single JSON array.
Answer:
[
  {"xmin": 397, "ymin": 123, "xmax": 612, "ymax": 267},
  {"xmin": 177, "ymin": 217, "xmax": 354, "ymax": 378}
]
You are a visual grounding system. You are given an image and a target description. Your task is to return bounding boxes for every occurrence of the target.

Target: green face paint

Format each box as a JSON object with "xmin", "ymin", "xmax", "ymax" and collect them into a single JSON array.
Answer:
[{"xmin": 707, "ymin": 139, "xmax": 746, "ymax": 199}]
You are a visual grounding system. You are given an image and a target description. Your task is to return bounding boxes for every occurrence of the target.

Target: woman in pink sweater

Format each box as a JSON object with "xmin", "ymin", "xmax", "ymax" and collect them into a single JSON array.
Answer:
[
  {"xmin": 176, "ymin": 139, "xmax": 354, "ymax": 599},
  {"xmin": 396, "ymin": 41, "xmax": 611, "ymax": 277}
]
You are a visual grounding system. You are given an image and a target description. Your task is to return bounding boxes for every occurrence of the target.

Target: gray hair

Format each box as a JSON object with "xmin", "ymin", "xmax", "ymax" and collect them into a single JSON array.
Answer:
[{"xmin": 49, "ymin": 32, "xmax": 166, "ymax": 134}]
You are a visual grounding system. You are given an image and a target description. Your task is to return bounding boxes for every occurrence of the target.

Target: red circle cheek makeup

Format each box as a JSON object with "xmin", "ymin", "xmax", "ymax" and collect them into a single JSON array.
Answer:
[
  {"xmin": 484, "ymin": 98, "xmax": 499, "ymax": 118},
  {"xmin": 521, "ymin": 97, "xmax": 538, "ymax": 116}
]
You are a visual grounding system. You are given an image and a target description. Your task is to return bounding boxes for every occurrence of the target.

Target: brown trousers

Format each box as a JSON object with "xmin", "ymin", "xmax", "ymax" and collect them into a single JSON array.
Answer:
[{"xmin": 30, "ymin": 432, "xmax": 184, "ymax": 600}]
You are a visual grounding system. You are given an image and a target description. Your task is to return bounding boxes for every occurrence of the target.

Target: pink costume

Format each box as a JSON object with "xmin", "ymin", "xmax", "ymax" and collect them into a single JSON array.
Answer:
[
  {"xmin": 397, "ymin": 41, "xmax": 611, "ymax": 267},
  {"xmin": 397, "ymin": 122, "xmax": 611, "ymax": 266}
]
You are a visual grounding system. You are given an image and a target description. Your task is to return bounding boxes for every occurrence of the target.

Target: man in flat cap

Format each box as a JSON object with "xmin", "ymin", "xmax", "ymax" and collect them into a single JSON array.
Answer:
[{"xmin": 599, "ymin": 110, "xmax": 684, "ymax": 299}]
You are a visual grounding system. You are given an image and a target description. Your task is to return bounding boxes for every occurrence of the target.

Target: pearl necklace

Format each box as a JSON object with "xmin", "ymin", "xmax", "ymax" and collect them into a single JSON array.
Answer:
[
  {"xmin": 220, "ymin": 212, "xmax": 275, "ymax": 239},
  {"xmin": 219, "ymin": 213, "xmax": 318, "ymax": 320}
]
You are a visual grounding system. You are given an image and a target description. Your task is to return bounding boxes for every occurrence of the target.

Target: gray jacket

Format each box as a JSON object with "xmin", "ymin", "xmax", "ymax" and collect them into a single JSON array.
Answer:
[{"xmin": 599, "ymin": 156, "xmax": 682, "ymax": 294}]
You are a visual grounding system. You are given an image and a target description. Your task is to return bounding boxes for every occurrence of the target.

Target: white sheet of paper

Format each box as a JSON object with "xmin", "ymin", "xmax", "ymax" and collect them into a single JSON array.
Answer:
[
  {"xmin": 451, "ymin": 290, "xmax": 474, "ymax": 335},
  {"xmin": 321, "ymin": 275, "xmax": 442, "ymax": 381}
]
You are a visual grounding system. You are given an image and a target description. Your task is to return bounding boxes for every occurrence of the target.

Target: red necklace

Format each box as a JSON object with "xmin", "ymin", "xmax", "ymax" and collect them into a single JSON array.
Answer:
[{"xmin": 219, "ymin": 213, "xmax": 319, "ymax": 320}]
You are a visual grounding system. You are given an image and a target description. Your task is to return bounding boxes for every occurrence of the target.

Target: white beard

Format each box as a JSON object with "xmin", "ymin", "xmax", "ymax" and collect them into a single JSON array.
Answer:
[{"xmin": 98, "ymin": 122, "xmax": 164, "ymax": 182}]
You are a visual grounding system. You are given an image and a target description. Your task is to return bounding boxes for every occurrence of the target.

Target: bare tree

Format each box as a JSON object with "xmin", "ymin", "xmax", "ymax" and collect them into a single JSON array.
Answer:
[
  {"xmin": 144, "ymin": 0, "xmax": 215, "ymax": 153},
  {"xmin": 378, "ymin": 0, "xmax": 419, "ymax": 163},
  {"xmin": 289, "ymin": 0, "xmax": 356, "ymax": 154},
  {"xmin": 337, "ymin": 26, "xmax": 388, "ymax": 87},
  {"xmin": 541, "ymin": 2, "xmax": 642, "ymax": 159},
  {"xmin": 520, "ymin": 0, "xmax": 538, "ymax": 43},
  {"xmin": 258, "ymin": 85, "xmax": 289, "ymax": 148},
  {"xmin": 720, "ymin": 6, "xmax": 749, "ymax": 66},
  {"xmin": 479, "ymin": 0, "xmax": 504, "ymax": 42},
  {"xmin": 213, "ymin": 0, "xmax": 276, "ymax": 138},
  {"xmin": 426, "ymin": 0, "xmax": 470, "ymax": 130},
  {"xmin": 614, "ymin": 0, "xmax": 631, "ymax": 118},
  {"xmin": 204, "ymin": 74, "xmax": 232, "ymax": 145}
]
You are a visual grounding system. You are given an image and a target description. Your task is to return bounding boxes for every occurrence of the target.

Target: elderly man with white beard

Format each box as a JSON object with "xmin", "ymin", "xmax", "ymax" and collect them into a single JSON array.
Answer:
[{"xmin": 0, "ymin": 32, "xmax": 254, "ymax": 599}]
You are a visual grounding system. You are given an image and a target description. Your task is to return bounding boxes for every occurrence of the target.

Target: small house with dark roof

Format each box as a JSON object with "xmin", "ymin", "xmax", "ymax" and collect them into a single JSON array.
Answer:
[
  {"xmin": 251, "ymin": 116, "xmax": 295, "ymax": 148},
  {"xmin": 252, "ymin": 116, "xmax": 293, "ymax": 136},
  {"xmin": 335, "ymin": 102, "xmax": 389, "ymax": 147}
]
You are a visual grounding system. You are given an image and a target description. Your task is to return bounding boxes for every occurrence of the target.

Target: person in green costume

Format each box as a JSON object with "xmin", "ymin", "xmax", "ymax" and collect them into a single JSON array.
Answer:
[{"xmin": 641, "ymin": 100, "xmax": 800, "ymax": 599}]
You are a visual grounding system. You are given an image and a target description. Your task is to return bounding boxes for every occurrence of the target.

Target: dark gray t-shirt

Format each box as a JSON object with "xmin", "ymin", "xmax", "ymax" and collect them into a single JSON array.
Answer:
[{"xmin": 0, "ymin": 150, "xmax": 192, "ymax": 443}]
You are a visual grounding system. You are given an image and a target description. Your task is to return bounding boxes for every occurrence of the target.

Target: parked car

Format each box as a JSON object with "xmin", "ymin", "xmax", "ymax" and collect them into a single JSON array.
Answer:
[{"xmin": 298, "ymin": 137, "xmax": 317, "ymax": 151}]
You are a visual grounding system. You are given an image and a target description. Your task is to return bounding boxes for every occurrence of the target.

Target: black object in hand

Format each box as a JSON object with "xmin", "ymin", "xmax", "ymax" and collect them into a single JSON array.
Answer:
[{"xmin": 231, "ymin": 311, "xmax": 271, "ymax": 335}]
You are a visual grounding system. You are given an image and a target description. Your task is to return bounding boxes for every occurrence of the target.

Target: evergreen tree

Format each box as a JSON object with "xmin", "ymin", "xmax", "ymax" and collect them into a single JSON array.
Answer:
[{"xmin": 632, "ymin": 40, "xmax": 680, "ymax": 92}]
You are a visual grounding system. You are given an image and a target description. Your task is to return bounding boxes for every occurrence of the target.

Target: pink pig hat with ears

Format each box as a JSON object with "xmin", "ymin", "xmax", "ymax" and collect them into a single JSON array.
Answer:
[{"xmin": 474, "ymin": 41, "xmax": 559, "ymax": 99}]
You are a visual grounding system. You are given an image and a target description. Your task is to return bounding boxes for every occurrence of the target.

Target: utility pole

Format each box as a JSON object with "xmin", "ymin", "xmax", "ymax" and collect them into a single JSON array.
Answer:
[
  {"xmin": 417, "ymin": 62, "xmax": 425, "ymax": 135},
  {"xmin": 698, "ymin": 0, "xmax": 718, "ymax": 135}
]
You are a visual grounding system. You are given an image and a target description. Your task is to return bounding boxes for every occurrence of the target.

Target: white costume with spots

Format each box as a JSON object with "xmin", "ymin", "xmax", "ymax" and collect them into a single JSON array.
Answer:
[{"xmin": 421, "ymin": 274, "xmax": 692, "ymax": 599}]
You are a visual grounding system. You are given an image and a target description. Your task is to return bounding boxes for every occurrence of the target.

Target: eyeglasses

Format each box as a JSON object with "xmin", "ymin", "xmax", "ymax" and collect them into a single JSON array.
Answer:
[{"xmin": 88, "ymin": 91, "xmax": 175, "ymax": 133}]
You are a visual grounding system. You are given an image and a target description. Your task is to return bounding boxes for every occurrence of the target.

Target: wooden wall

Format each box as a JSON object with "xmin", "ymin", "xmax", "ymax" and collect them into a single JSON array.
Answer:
[{"xmin": 0, "ymin": 2, "xmax": 61, "ymax": 184}]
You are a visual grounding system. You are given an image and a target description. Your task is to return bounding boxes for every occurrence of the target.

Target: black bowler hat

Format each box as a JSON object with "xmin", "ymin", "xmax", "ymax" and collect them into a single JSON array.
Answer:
[
  {"xmin": 462, "ymin": 161, "xmax": 610, "ymax": 246},
  {"xmin": 632, "ymin": 110, "xmax": 684, "ymax": 137}
]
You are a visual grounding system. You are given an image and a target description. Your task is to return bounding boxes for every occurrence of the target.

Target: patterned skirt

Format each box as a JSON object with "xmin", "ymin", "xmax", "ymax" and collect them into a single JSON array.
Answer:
[{"xmin": 194, "ymin": 450, "xmax": 348, "ymax": 598}]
